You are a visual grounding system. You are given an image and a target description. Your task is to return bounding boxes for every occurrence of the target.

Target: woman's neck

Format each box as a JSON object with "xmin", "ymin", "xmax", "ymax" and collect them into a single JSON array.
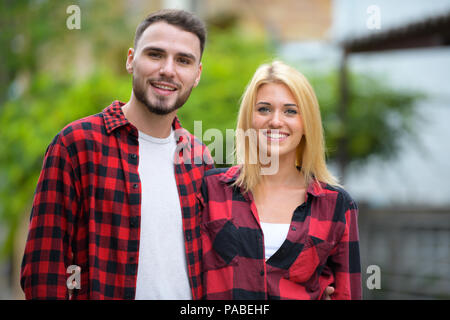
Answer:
[{"xmin": 257, "ymin": 154, "xmax": 305, "ymax": 190}]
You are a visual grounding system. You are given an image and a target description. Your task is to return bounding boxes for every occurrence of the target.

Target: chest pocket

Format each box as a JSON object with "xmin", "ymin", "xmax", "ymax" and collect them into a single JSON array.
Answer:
[
  {"xmin": 201, "ymin": 218, "xmax": 240, "ymax": 270},
  {"xmin": 288, "ymin": 236, "xmax": 335, "ymax": 283}
]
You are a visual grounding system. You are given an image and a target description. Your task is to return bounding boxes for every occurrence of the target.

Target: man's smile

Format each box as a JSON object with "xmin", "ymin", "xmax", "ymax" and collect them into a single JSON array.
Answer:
[{"xmin": 149, "ymin": 80, "xmax": 178, "ymax": 95}]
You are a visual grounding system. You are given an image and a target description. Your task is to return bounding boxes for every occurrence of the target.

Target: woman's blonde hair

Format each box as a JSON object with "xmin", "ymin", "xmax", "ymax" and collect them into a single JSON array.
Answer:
[{"xmin": 233, "ymin": 60, "xmax": 339, "ymax": 192}]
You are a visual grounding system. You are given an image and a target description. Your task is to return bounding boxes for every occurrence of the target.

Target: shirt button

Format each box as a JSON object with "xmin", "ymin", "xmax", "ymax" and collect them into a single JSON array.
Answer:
[
  {"xmin": 131, "ymin": 154, "xmax": 137, "ymax": 159},
  {"xmin": 124, "ymin": 292, "xmax": 133, "ymax": 299},
  {"xmin": 260, "ymin": 270, "xmax": 264, "ymax": 276},
  {"xmin": 130, "ymin": 217, "xmax": 138, "ymax": 228},
  {"xmin": 133, "ymin": 183, "xmax": 138, "ymax": 189},
  {"xmin": 291, "ymin": 226, "xmax": 296, "ymax": 231}
]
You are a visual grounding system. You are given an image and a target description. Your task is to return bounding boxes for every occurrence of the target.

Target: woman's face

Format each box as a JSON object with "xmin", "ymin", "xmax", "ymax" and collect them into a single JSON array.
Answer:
[{"xmin": 251, "ymin": 82, "xmax": 304, "ymax": 163}]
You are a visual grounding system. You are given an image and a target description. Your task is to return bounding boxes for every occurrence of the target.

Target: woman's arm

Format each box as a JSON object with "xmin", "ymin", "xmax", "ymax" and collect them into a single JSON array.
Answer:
[{"xmin": 328, "ymin": 192, "xmax": 362, "ymax": 300}]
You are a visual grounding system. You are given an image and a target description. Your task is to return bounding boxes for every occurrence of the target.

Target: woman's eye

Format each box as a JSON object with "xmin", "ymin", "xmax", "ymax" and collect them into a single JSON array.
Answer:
[
  {"xmin": 286, "ymin": 109, "xmax": 298, "ymax": 115},
  {"xmin": 257, "ymin": 106, "xmax": 270, "ymax": 113}
]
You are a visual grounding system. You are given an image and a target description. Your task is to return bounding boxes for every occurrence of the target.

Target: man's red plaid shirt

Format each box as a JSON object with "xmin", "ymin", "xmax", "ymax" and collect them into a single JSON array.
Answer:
[
  {"xmin": 20, "ymin": 101, "xmax": 214, "ymax": 299},
  {"xmin": 199, "ymin": 166, "xmax": 362, "ymax": 300}
]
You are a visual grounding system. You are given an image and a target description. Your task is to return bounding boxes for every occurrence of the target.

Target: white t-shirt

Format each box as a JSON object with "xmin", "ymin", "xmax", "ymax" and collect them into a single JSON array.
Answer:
[
  {"xmin": 260, "ymin": 222, "xmax": 290, "ymax": 260},
  {"xmin": 134, "ymin": 129, "xmax": 192, "ymax": 300}
]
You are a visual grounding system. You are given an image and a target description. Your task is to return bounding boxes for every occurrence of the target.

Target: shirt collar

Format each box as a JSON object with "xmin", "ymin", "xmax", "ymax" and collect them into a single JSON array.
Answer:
[
  {"xmin": 219, "ymin": 165, "xmax": 327, "ymax": 198},
  {"xmin": 102, "ymin": 100, "xmax": 130, "ymax": 134}
]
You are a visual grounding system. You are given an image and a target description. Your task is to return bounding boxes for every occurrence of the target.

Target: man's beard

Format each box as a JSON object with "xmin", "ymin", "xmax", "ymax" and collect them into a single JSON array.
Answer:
[{"xmin": 133, "ymin": 76, "xmax": 193, "ymax": 115}]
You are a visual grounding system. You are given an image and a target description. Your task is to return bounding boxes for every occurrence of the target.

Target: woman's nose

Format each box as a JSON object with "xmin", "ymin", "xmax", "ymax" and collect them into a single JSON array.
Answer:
[{"xmin": 268, "ymin": 111, "xmax": 283, "ymax": 128}]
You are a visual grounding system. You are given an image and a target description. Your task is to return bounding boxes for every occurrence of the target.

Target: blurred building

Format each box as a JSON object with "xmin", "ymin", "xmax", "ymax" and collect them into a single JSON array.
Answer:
[
  {"xmin": 202, "ymin": 0, "xmax": 332, "ymax": 41},
  {"xmin": 156, "ymin": 0, "xmax": 333, "ymax": 41},
  {"xmin": 331, "ymin": 0, "xmax": 450, "ymax": 299},
  {"xmin": 5, "ymin": 0, "xmax": 450, "ymax": 300}
]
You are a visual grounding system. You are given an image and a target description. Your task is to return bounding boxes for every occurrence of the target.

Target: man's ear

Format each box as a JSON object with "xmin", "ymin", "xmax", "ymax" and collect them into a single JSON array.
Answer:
[
  {"xmin": 194, "ymin": 62, "xmax": 202, "ymax": 87},
  {"xmin": 126, "ymin": 48, "xmax": 134, "ymax": 74}
]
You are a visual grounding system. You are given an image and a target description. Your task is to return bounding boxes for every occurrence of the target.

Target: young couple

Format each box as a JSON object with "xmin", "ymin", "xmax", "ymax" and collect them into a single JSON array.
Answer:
[{"xmin": 20, "ymin": 9, "xmax": 361, "ymax": 300}]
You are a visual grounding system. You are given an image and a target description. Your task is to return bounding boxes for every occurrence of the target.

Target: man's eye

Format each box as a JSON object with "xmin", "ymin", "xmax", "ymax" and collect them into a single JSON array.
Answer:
[
  {"xmin": 178, "ymin": 58, "xmax": 191, "ymax": 65},
  {"xmin": 148, "ymin": 52, "xmax": 162, "ymax": 58}
]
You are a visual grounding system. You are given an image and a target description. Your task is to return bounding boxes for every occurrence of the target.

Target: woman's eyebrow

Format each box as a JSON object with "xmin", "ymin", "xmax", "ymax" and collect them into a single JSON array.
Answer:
[{"xmin": 256, "ymin": 101, "xmax": 298, "ymax": 107}]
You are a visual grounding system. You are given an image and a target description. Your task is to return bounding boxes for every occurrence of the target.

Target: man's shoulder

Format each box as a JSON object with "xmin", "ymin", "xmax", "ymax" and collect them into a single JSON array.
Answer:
[
  {"xmin": 48, "ymin": 111, "xmax": 108, "ymax": 150},
  {"xmin": 60, "ymin": 112, "xmax": 105, "ymax": 138},
  {"xmin": 180, "ymin": 128, "xmax": 206, "ymax": 149}
]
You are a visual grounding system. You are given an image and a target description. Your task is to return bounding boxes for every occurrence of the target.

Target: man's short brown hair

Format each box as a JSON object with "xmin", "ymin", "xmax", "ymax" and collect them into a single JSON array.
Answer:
[{"xmin": 134, "ymin": 9, "xmax": 206, "ymax": 58}]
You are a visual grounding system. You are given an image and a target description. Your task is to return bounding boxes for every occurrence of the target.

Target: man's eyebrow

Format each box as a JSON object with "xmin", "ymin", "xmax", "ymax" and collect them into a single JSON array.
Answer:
[
  {"xmin": 141, "ymin": 46, "xmax": 166, "ymax": 53},
  {"xmin": 141, "ymin": 46, "xmax": 197, "ymax": 62}
]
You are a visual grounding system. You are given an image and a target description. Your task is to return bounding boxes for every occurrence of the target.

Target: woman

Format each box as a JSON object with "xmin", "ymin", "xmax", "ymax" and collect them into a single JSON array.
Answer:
[{"xmin": 199, "ymin": 61, "xmax": 361, "ymax": 300}]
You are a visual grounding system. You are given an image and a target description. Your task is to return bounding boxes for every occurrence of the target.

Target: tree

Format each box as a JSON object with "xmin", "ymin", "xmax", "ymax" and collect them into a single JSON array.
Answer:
[{"xmin": 307, "ymin": 69, "xmax": 424, "ymax": 180}]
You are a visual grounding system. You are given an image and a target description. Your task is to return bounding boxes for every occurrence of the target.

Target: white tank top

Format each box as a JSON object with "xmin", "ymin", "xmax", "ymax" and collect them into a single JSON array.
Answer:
[{"xmin": 260, "ymin": 222, "xmax": 290, "ymax": 260}]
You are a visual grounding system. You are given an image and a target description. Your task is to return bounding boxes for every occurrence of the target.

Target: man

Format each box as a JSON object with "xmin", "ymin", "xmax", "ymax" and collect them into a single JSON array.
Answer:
[
  {"xmin": 20, "ymin": 9, "xmax": 213, "ymax": 300},
  {"xmin": 20, "ymin": 9, "xmax": 335, "ymax": 300}
]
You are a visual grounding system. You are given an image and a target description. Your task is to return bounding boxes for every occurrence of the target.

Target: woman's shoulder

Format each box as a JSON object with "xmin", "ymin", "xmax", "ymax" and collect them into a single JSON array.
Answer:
[
  {"xmin": 322, "ymin": 183, "xmax": 358, "ymax": 212},
  {"xmin": 204, "ymin": 167, "xmax": 230, "ymax": 177},
  {"xmin": 201, "ymin": 165, "xmax": 240, "ymax": 191},
  {"xmin": 204, "ymin": 165, "xmax": 240, "ymax": 180}
]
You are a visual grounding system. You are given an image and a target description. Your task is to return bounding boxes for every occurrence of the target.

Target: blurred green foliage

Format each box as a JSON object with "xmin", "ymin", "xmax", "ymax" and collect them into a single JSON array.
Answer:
[
  {"xmin": 0, "ymin": 69, "xmax": 131, "ymax": 257},
  {"xmin": 0, "ymin": 2, "xmax": 423, "ymax": 260},
  {"xmin": 307, "ymin": 70, "xmax": 424, "ymax": 166}
]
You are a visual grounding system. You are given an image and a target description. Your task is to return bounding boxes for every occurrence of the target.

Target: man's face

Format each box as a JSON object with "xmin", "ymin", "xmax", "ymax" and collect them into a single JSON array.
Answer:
[{"xmin": 127, "ymin": 21, "xmax": 202, "ymax": 115}]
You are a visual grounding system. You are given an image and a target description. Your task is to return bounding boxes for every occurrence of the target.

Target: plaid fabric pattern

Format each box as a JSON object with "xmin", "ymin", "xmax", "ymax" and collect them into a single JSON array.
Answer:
[
  {"xmin": 199, "ymin": 166, "xmax": 361, "ymax": 300},
  {"xmin": 20, "ymin": 100, "xmax": 213, "ymax": 299}
]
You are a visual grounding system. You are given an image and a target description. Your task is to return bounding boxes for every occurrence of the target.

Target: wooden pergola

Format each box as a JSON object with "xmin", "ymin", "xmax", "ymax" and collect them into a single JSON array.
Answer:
[{"xmin": 335, "ymin": 11, "xmax": 450, "ymax": 178}]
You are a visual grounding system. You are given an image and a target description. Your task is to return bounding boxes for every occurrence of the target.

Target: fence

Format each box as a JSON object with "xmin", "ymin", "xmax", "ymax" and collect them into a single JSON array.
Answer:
[{"xmin": 358, "ymin": 205, "xmax": 450, "ymax": 299}]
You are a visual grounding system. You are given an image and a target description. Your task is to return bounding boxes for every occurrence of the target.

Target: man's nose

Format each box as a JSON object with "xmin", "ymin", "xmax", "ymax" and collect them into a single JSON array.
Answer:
[{"xmin": 159, "ymin": 58, "xmax": 176, "ymax": 78}]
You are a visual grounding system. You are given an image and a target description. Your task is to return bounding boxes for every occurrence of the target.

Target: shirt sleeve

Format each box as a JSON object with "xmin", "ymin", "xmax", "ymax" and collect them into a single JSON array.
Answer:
[
  {"xmin": 20, "ymin": 134, "xmax": 79, "ymax": 299},
  {"xmin": 329, "ymin": 192, "xmax": 362, "ymax": 300}
]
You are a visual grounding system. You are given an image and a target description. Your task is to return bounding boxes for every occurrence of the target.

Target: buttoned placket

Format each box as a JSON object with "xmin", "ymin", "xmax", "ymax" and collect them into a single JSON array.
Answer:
[
  {"xmin": 245, "ymin": 187, "xmax": 311, "ymax": 299},
  {"xmin": 246, "ymin": 191, "xmax": 269, "ymax": 299},
  {"xmin": 173, "ymin": 131, "xmax": 199, "ymax": 299},
  {"xmin": 115, "ymin": 126, "xmax": 141, "ymax": 299}
]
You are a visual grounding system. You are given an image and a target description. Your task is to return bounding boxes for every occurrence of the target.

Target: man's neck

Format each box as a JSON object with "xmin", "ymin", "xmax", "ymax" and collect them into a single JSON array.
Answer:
[{"xmin": 121, "ymin": 94, "xmax": 176, "ymax": 138}]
